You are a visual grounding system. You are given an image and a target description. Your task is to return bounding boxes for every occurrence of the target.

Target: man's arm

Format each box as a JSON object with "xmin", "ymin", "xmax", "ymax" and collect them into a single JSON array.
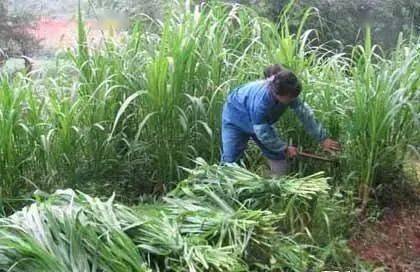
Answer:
[
  {"xmin": 289, "ymin": 98, "xmax": 327, "ymax": 142},
  {"xmin": 253, "ymin": 124, "xmax": 288, "ymax": 155},
  {"xmin": 251, "ymin": 98, "xmax": 288, "ymax": 159}
]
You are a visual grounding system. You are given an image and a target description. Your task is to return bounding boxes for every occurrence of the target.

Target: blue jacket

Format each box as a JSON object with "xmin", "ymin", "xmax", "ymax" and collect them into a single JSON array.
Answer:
[{"xmin": 222, "ymin": 80, "xmax": 327, "ymax": 156}]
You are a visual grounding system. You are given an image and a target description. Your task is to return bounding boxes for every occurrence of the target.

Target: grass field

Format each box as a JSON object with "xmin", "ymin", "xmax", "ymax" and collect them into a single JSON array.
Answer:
[{"xmin": 0, "ymin": 1, "xmax": 419, "ymax": 271}]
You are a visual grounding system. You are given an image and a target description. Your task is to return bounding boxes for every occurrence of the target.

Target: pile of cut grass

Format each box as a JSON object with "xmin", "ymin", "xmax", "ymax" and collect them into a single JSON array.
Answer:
[{"xmin": 0, "ymin": 161, "xmax": 360, "ymax": 271}]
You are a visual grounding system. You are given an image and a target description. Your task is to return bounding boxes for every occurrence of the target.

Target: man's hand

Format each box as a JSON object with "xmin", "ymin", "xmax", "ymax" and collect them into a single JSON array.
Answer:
[
  {"xmin": 286, "ymin": 146, "xmax": 298, "ymax": 158},
  {"xmin": 321, "ymin": 138, "xmax": 341, "ymax": 154}
]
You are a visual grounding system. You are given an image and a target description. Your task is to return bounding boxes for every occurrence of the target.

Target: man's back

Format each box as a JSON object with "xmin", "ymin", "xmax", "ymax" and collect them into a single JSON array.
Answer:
[{"xmin": 224, "ymin": 80, "xmax": 271, "ymax": 133}]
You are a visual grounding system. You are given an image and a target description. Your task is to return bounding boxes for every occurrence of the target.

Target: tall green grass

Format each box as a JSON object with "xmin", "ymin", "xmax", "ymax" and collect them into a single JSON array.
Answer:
[
  {"xmin": 0, "ymin": 1, "xmax": 418, "ymax": 212},
  {"xmin": 0, "ymin": 2, "xmax": 416, "ymax": 271},
  {"xmin": 346, "ymin": 27, "xmax": 419, "ymax": 209}
]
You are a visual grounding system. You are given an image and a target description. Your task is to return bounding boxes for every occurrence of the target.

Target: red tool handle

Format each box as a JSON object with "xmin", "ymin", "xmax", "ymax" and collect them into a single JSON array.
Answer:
[{"xmin": 297, "ymin": 151, "xmax": 335, "ymax": 162}]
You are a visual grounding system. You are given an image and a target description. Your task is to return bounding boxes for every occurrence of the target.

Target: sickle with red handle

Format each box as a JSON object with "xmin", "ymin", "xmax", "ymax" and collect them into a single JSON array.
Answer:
[{"xmin": 297, "ymin": 151, "xmax": 336, "ymax": 162}]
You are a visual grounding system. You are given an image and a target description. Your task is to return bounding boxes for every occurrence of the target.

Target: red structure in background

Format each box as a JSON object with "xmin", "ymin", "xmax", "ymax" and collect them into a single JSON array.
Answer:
[{"xmin": 31, "ymin": 17, "xmax": 98, "ymax": 49}]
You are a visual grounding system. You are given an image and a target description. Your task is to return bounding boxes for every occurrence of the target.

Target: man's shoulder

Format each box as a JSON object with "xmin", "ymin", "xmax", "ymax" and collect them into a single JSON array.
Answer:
[
  {"xmin": 253, "ymin": 83, "xmax": 276, "ymax": 110},
  {"xmin": 247, "ymin": 80, "xmax": 266, "ymax": 89},
  {"xmin": 229, "ymin": 80, "xmax": 270, "ymax": 105}
]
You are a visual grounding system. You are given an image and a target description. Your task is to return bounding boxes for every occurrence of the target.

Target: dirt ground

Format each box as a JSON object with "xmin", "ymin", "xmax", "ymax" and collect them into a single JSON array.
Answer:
[
  {"xmin": 350, "ymin": 208, "xmax": 420, "ymax": 271},
  {"xmin": 349, "ymin": 161, "xmax": 420, "ymax": 271}
]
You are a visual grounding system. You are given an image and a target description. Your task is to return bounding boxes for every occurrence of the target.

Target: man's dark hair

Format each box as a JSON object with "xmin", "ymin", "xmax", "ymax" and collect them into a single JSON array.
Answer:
[
  {"xmin": 269, "ymin": 70, "xmax": 302, "ymax": 98},
  {"xmin": 263, "ymin": 64, "xmax": 284, "ymax": 78}
]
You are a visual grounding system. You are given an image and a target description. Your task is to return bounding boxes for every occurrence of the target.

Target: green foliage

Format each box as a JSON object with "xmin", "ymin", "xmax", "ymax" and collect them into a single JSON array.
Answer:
[
  {"xmin": 0, "ymin": 0, "xmax": 418, "ymax": 217},
  {"xmin": 225, "ymin": 0, "xmax": 419, "ymax": 49},
  {"xmin": 0, "ymin": 1, "xmax": 417, "ymax": 270},
  {"xmin": 345, "ymin": 28, "xmax": 420, "ymax": 208},
  {"xmin": 0, "ymin": 164, "xmax": 354, "ymax": 271},
  {"xmin": 89, "ymin": 0, "xmax": 164, "ymax": 21},
  {"xmin": 0, "ymin": 3, "xmax": 40, "ymax": 58}
]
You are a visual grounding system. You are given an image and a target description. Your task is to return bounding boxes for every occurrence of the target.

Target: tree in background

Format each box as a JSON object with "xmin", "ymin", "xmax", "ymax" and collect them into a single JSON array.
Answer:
[
  {"xmin": 203, "ymin": 0, "xmax": 419, "ymax": 49},
  {"xmin": 0, "ymin": 0, "xmax": 8, "ymax": 63},
  {"xmin": 0, "ymin": 1, "xmax": 40, "ymax": 60},
  {"xmin": 89, "ymin": 0, "xmax": 418, "ymax": 49},
  {"xmin": 89, "ymin": 0, "xmax": 164, "ymax": 24},
  {"xmin": 0, "ymin": 0, "xmax": 7, "ymax": 16},
  {"xmin": 299, "ymin": 0, "xmax": 419, "ymax": 49}
]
